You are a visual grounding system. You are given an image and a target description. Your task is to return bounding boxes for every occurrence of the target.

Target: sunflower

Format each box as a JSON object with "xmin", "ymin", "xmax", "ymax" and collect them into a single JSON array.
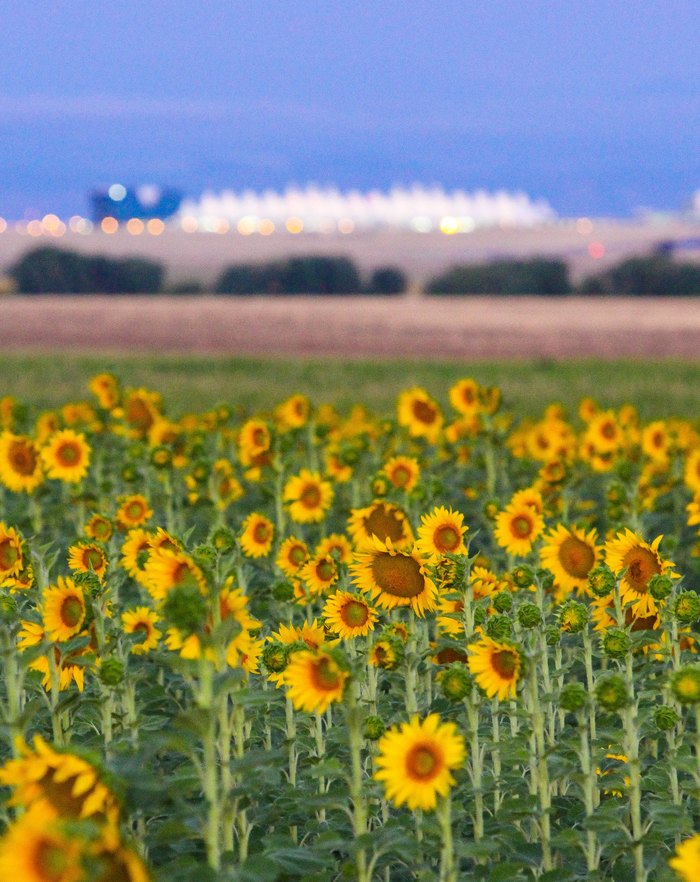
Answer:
[
  {"xmin": 67, "ymin": 542, "xmax": 108, "ymax": 581},
  {"xmin": 324, "ymin": 448, "xmax": 353, "ymax": 482},
  {"xmin": 120, "ymin": 528, "xmax": 153, "ymax": 583},
  {"xmin": 397, "ymin": 387, "xmax": 443, "ymax": 443},
  {"xmin": 283, "ymin": 469, "xmax": 334, "ymax": 524},
  {"xmin": 383, "ymin": 455, "xmax": 420, "ymax": 492},
  {"xmin": 275, "ymin": 394, "xmax": 310, "ymax": 431},
  {"xmin": 275, "ymin": 536, "xmax": 310, "ymax": 576},
  {"xmin": 351, "ymin": 538, "xmax": 437, "ymax": 617},
  {"xmin": 0, "ymin": 803, "xmax": 85, "ymax": 882},
  {"xmin": 211, "ymin": 459, "xmax": 244, "ymax": 509},
  {"xmin": 238, "ymin": 418, "xmax": 271, "ymax": 456},
  {"xmin": 467, "ymin": 636, "xmax": 522, "ymax": 701},
  {"xmin": 122, "ymin": 607, "xmax": 161, "ymax": 654},
  {"xmin": 685, "ymin": 449, "xmax": 700, "ymax": 494},
  {"xmin": 316, "ymin": 533, "xmax": 353, "ymax": 564},
  {"xmin": 415, "ymin": 506, "xmax": 468, "ymax": 559},
  {"xmin": 88, "ymin": 371, "xmax": 120, "ymax": 409},
  {"xmin": 348, "ymin": 500, "xmax": 414, "ymax": 550},
  {"xmin": 283, "ymin": 648, "xmax": 348, "ymax": 713},
  {"xmin": 0, "ymin": 432, "xmax": 44, "ymax": 493},
  {"xmin": 148, "ymin": 527, "xmax": 181, "ymax": 554},
  {"xmin": 369, "ymin": 638, "xmax": 402, "ymax": 670},
  {"xmin": 605, "ymin": 528, "xmax": 676, "ymax": 618},
  {"xmin": 0, "ymin": 523, "xmax": 23, "ymax": 579},
  {"xmin": 641, "ymin": 420, "xmax": 671, "ymax": 462},
  {"xmin": 539, "ymin": 524, "xmax": 600, "ymax": 597},
  {"xmin": 143, "ymin": 549, "xmax": 207, "ymax": 601},
  {"xmin": 84, "ymin": 514, "xmax": 113, "ymax": 544},
  {"xmin": 272, "ymin": 619, "xmax": 326, "ymax": 650},
  {"xmin": 323, "ymin": 591, "xmax": 378, "ymax": 639},
  {"xmin": 670, "ymin": 834, "xmax": 700, "ymax": 882},
  {"xmin": 240, "ymin": 513, "xmax": 274, "ymax": 558},
  {"xmin": 299, "ymin": 553, "xmax": 339, "ymax": 596},
  {"xmin": 436, "ymin": 595, "xmax": 465, "ymax": 637},
  {"xmin": 448, "ymin": 377, "xmax": 481, "ymax": 416},
  {"xmin": 119, "ymin": 388, "xmax": 161, "ymax": 437},
  {"xmin": 40, "ymin": 430, "xmax": 91, "ymax": 484},
  {"xmin": 471, "ymin": 565, "xmax": 503, "ymax": 600},
  {"xmin": 93, "ymin": 844, "xmax": 152, "ymax": 882},
  {"xmin": 115, "ymin": 495, "xmax": 153, "ymax": 531},
  {"xmin": 494, "ymin": 502, "xmax": 545, "ymax": 556},
  {"xmin": 26, "ymin": 638, "xmax": 90, "ymax": 692},
  {"xmin": 374, "ymin": 714, "xmax": 466, "ymax": 811},
  {"xmin": 42, "ymin": 578, "xmax": 86, "ymax": 643},
  {"xmin": 584, "ymin": 410, "xmax": 624, "ymax": 455}
]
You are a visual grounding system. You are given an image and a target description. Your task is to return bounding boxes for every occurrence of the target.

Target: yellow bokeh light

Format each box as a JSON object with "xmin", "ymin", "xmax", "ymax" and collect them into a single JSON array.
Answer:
[
  {"xmin": 237, "ymin": 216, "xmax": 256, "ymax": 235},
  {"xmin": 127, "ymin": 218, "xmax": 144, "ymax": 235},
  {"xmin": 50, "ymin": 222, "xmax": 66, "ymax": 237},
  {"xmin": 259, "ymin": 219, "xmax": 275, "ymax": 236},
  {"xmin": 101, "ymin": 217, "xmax": 119, "ymax": 234},
  {"xmin": 27, "ymin": 220, "xmax": 43, "ymax": 237},
  {"xmin": 42, "ymin": 213, "xmax": 61, "ymax": 231},
  {"xmin": 439, "ymin": 216, "xmax": 460, "ymax": 235},
  {"xmin": 181, "ymin": 216, "xmax": 198, "ymax": 233},
  {"xmin": 338, "ymin": 218, "xmax": 355, "ymax": 234},
  {"xmin": 215, "ymin": 219, "xmax": 230, "ymax": 234},
  {"xmin": 285, "ymin": 217, "xmax": 304, "ymax": 234},
  {"xmin": 146, "ymin": 218, "xmax": 165, "ymax": 236}
]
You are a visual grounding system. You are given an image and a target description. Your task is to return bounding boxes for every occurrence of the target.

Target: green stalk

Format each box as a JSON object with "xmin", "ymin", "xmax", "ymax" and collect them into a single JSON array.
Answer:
[
  {"xmin": 346, "ymin": 695, "xmax": 369, "ymax": 882},
  {"xmin": 622, "ymin": 655, "xmax": 644, "ymax": 882},
  {"xmin": 464, "ymin": 690, "xmax": 484, "ymax": 842},
  {"xmin": 436, "ymin": 793, "xmax": 457, "ymax": 882},
  {"xmin": 528, "ymin": 662, "xmax": 553, "ymax": 871},
  {"xmin": 285, "ymin": 697, "xmax": 299, "ymax": 843},
  {"xmin": 576, "ymin": 709, "xmax": 599, "ymax": 872},
  {"xmin": 490, "ymin": 700, "xmax": 502, "ymax": 813},
  {"xmin": 198, "ymin": 657, "xmax": 221, "ymax": 871}
]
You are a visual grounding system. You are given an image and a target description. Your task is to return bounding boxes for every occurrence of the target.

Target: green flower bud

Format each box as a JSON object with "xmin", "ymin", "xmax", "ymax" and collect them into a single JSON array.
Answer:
[
  {"xmin": 72, "ymin": 571, "xmax": 102, "ymax": 595},
  {"xmin": 438, "ymin": 663, "xmax": 472, "ymax": 702},
  {"xmin": 0, "ymin": 594, "xmax": 18, "ymax": 622},
  {"xmin": 211, "ymin": 527, "xmax": 236, "ymax": 553},
  {"xmin": 544, "ymin": 626, "xmax": 561, "ymax": 646},
  {"xmin": 485, "ymin": 613, "xmax": 512, "ymax": 641},
  {"xmin": 670, "ymin": 666, "xmax": 700, "ymax": 705},
  {"xmin": 161, "ymin": 585, "xmax": 207, "ymax": 636},
  {"xmin": 473, "ymin": 606, "xmax": 487, "ymax": 627},
  {"xmin": 493, "ymin": 592, "xmax": 513, "ymax": 613},
  {"xmin": 595, "ymin": 674, "xmax": 629, "ymax": 711},
  {"xmin": 272, "ymin": 580, "xmax": 295, "ymax": 602},
  {"xmin": 150, "ymin": 445, "xmax": 172, "ymax": 469},
  {"xmin": 517, "ymin": 603, "xmax": 541, "ymax": 629},
  {"xmin": 536, "ymin": 569, "xmax": 555, "ymax": 593},
  {"xmin": 261, "ymin": 641, "xmax": 289, "ymax": 673},
  {"xmin": 649, "ymin": 574, "xmax": 674, "ymax": 601},
  {"xmin": 121, "ymin": 464, "xmax": 138, "ymax": 483},
  {"xmin": 589, "ymin": 564, "xmax": 616, "ymax": 598},
  {"xmin": 99, "ymin": 658, "xmax": 125, "ymax": 687},
  {"xmin": 192, "ymin": 545, "xmax": 217, "ymax": 568},
  {"xmin": 601, "ymin": 628, "xmax": 632, "ymax": 659},
  {"xmin": 511, "ymin": 565, "xmax": 534, "ymax": 589},
  {"xmin": 559, "ymin": 682, "xmax": 588, "ymax": 712},
  {"xmin": 558, "ymin": 600, "xmax": 589, "ymax": 634},
  {"xmin": 653, "ymin": 705, "xmax": 679, "ymax": 732},
  {"xmin": 674, "ymin": 591, "xmax": 700, "ymax": 624},
  {"xmin": 362, "ymin": 715, "xmax": 386, "ymax": 741},
  {"xmin": 483, "ymin": 500, "xmax": 499, "ymax": 521}
]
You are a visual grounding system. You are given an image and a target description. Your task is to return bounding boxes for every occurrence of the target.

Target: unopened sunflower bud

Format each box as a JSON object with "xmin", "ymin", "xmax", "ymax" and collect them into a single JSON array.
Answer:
[
  {"xmin": 517, "ymin": 603, "xmax": 541, "ymax": 629},
  {"xmin": 272, "ymin": 581, "xmax": 295, "ymax": 602},
  {"xmin": 192, "ymin": 545, "xmax": 217, "ymax": 568},
  {"xmin": 99, "ymin": 658, "xmax": 125, "ymax": 687},
  {"xmin": 362, "ymin": 715, "xmax": 385, "ymax": 741},
  {"xmin": 649, "ymin": 574, "xmax": 674, "ymax": 601},
  {"xmin": 673, "ymin": 591, "xmax": 700, "ymax": 624},
  {"xmin": 559, "ymin": 682, "xmax": 588, "ymax": 712},
  {"xmin": 545, "ymin": 626, "xmax": 561, "ymax": 646},
  {"xmin": 483, "ymin": 500, "xmax": 499, "ymax": 521},
  {"xmin": 595, "ymin": 674, "xmax": 629, "ymax": 711},
  {"xmin": 438, "ymin": 663, "xmax": 472, "ymax": 702},
  {"xmin": 473, "ymin": 606, "xmax": 487, "ymax": 627},
  {"xmin": 536, "ymin": 569, "xmax": 555, "ymax": 592},
  {"xmin": 493, "ymin": 592, "xmax": 513, "ymax": 613},
  {"xmin": 511, "ymin": 565, "xmax": 534, "ymax": 589},
  {"xmin": 162, "ymin": 585, "xmax": 207, "ymax": 635},
  {"xmin": 653, "ymin": 705, "xmax": 679, "ymax": 731},
  {"xmin": 558, "ymin": 600, "xmax": 589, "ymax": 634},
  {"xmin": 261, "ymin": 641, "xmax": 289, "ymax": 673},
  {"xmin": 601, "ymin": 628, "xmax": 632, "ymax": 659},
  {"xmin": 588, "ymin": 564, "xmax": 616, "ymax": 598},
  {"xmin": 73, "ymin": 571, "xmax": 102, "ymax": 594},
  {"xmin": 0, "ymin": 594, "xmax": 18, "ymax": 621},
  {"xmin": 486, "ymin": 614, "xmax": 512, "ymax": 641},
  {"xmin": 670, "ymin": 666, "xmax": 700, "ymax": 705},
  {"xmin": 211, "ymin": 527, "xmax": 236, "ymax": 553}
]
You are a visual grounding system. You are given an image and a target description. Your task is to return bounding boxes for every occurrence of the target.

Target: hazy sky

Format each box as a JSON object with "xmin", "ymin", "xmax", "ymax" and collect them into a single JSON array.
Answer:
[{"xmin": 1, "ymin": 1, "xmax": 699, "ymax": 218}]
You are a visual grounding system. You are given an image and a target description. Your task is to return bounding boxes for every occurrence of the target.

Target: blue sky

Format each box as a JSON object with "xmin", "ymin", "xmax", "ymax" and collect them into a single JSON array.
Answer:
[{"xmin": 1, "ymin": 1, "xmax": 699, "ymax": 218}]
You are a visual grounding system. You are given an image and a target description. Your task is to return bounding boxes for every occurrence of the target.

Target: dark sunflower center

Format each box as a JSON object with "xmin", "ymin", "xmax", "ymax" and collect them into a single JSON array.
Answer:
[
  {"xmin": 316, "ymin": 559, "xmax": 335, "ymax": 581},
  {"xmin": 35, "ymin": 838, "xmax": 71, "ymax": 879},
  {"xmin": 364, "ymin": 506, "xmax": 405, "ymax": 543},
  {"xmin": 412, "ymin": 400, "xmax": 437, "ymax": 424},
  {"xmin": 125, "ymin": 501, "xmax": 145, "ymax": 519},
  {"xmin": 133, "ymin": 621, "xmax": 151, "ymax": 636},
  {"xmin": 61, "ymin": 596, "xmax": 84, "ymax": 628},
  {"xmin": 300, "ymin": 484, "xmax": 322, "ymax": 508},
  {"xmin": 9, "ymin": 440, "xmax": 37, "ymax": 474},
  {"xmin": 511, "ymin": 515, "xmax": 533, "ymax": 539},
  {"xmin": 92, "ymin": 521, "xmax": 111, "ymax": 541},
  {"xmin": 289, "ymin": 546, "xmax": 307, "ymax": 566},
  {"xmin": 600, "ymin": 421, "xmax": 616, "ymax": 440},
  {"xmin": 311, "ymin": 657, "xmax": 341, "ymax": 691},
  {"xmin": 342, "ymin": 599, "xmax": 369, "ymax": 627},
  {"xmin": 371, "ymin": 552, "xmax": 424, "ymax": 598},
  {"xmin": 406, "ymin": 744, "xmax": 441, "ymax": 780},
  {"xmin": 435, "ymin": 525, "xmax": 460, "ymax": 552},
  {"xmin": 623, "ymin": 547, "xmax": 660, "ymax": 593},
  {"xmin": 84, "ymin": 548, "xmax": 104, "ymax": 570},
  {"xmin": 392, "ymin": 466, "xmax": 411, "ymax": 487},
  {"xmin": 0, "ymin": 539, "xmax": 20, "ymax": 571},
  {"xmin": 172, "ymin": 562, "xmax": 198, "ymax": 588},
  {"xmin": 253, "ymin": 522, "xmax": 271, "ymax": 543},
  {"xmin": 127, "ymin": 398, "xmax": 153, "ymax": 431},
  {"xmin": 57, "ymin": 442, "xmax": 81, "ymax": 466},
  {"xmin": 558, "ymin": 536, "xmax": 595, "ymax": 579},
  {"xmin": 491, "ymin": 649, "xmax": 517, "ymax": 679},
  {"xmin": 252, "ymin": 428, "xmax": 267, "ymax": 447}
]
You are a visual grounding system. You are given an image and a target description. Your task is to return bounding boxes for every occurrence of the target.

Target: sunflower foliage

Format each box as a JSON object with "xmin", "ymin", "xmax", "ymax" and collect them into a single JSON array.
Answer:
[{"xmin": 0, "ymin": 377, "xmax": 699, "ymax": 880}]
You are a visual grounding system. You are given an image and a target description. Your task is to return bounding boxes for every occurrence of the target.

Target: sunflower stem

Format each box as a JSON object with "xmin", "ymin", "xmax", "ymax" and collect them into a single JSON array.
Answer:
[
  {"xmin": 437, "ymin": 793, "xmax": 456, "ymax": 882},
  {"xmin": 622, "ymin": 654, "xmax": 644, "ymax": 882},
  {"xmin": 576, "ymin": 709, "xmax": 600, "ymax": 872},
  {"xmin": 346, "ymin": 695, "xmax": 369, "ymax": 882},
  {"xmin": 528, "ymin": 659, "xmax": 553, "ymax": 871},
  {"xmin": 464, "ymin": 690, "xmax": 484, "ymax": 843},
  {"xmin": 285, "ymin": 697, "xmax": 299, "ymax": 843},
  {"xmin": 490, "ymin": 699, "xmax": 502, "ymax": 813}
]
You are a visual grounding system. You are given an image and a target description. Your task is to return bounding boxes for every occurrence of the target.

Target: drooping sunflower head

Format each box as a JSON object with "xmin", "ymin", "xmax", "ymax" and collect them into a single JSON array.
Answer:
[
  {"xmin": 467, "ymin": 636, "xmax": 522, "ymax": 701},
  {"xmin": 283, "ymin": 469, "xmax": 334, "ymax": 524},
  {"xmin": 415, "ymin": 506, "xmax": 468, "ymax": 559},
  {"xmin": 374, "ymin": 714, "xmax": 466, "ymax": 811},
  {"xmin": 348, "ymin": 500, "xmax": 414, "ymax": 550},
  {"xmin": 283, "ymin": 648, "xmax": 349, "ymax": 713},
  {"xmin": 240, "ymin": 513, "xmax": 274, "ymax": 559},
  {"xmin": 0, "ymin": 432, "xmax": 44, "ymax": 494},
  {"xmin": 142, "ymin": 549, "xmax": 207, "ymax": 601},
  {"xmin": 540, "ymin": 524, "xmax": 600, "ymax": 598},
  {"xmin": 494, "ymin": 502, "xmax": 545, "ymax": 557},
  {"xmin": 42, "ymin": 578, "xmax": 87, "ymax": 643},
  {"xmin": 323, "ymin": 591, "xmax": 378, "ymax": 639},
  {"xmin": 351, "ymin": 538, "xmax": 437, "ymax": 617},
  {"xmin": 40, "ymin": 430, "xmax": 91, "ymax": 484}
]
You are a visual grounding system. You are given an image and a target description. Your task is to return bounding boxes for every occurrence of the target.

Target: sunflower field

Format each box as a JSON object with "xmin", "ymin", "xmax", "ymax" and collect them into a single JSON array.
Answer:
[{"xmin": 1, "ymin": 372, "xmax": 700, "ymax": 882}]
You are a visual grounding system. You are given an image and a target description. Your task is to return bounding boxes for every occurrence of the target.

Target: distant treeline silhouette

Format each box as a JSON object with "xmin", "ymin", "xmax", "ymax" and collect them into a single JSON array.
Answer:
[{"xmin": 7, "ymin": 246, "xmax": 700, "ymax": 296}]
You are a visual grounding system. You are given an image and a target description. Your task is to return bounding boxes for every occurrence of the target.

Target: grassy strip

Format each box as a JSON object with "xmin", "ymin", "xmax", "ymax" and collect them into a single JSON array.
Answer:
[{"xmin": 0, "ymin": 353, "xmax": 699, "ymax": 418}]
